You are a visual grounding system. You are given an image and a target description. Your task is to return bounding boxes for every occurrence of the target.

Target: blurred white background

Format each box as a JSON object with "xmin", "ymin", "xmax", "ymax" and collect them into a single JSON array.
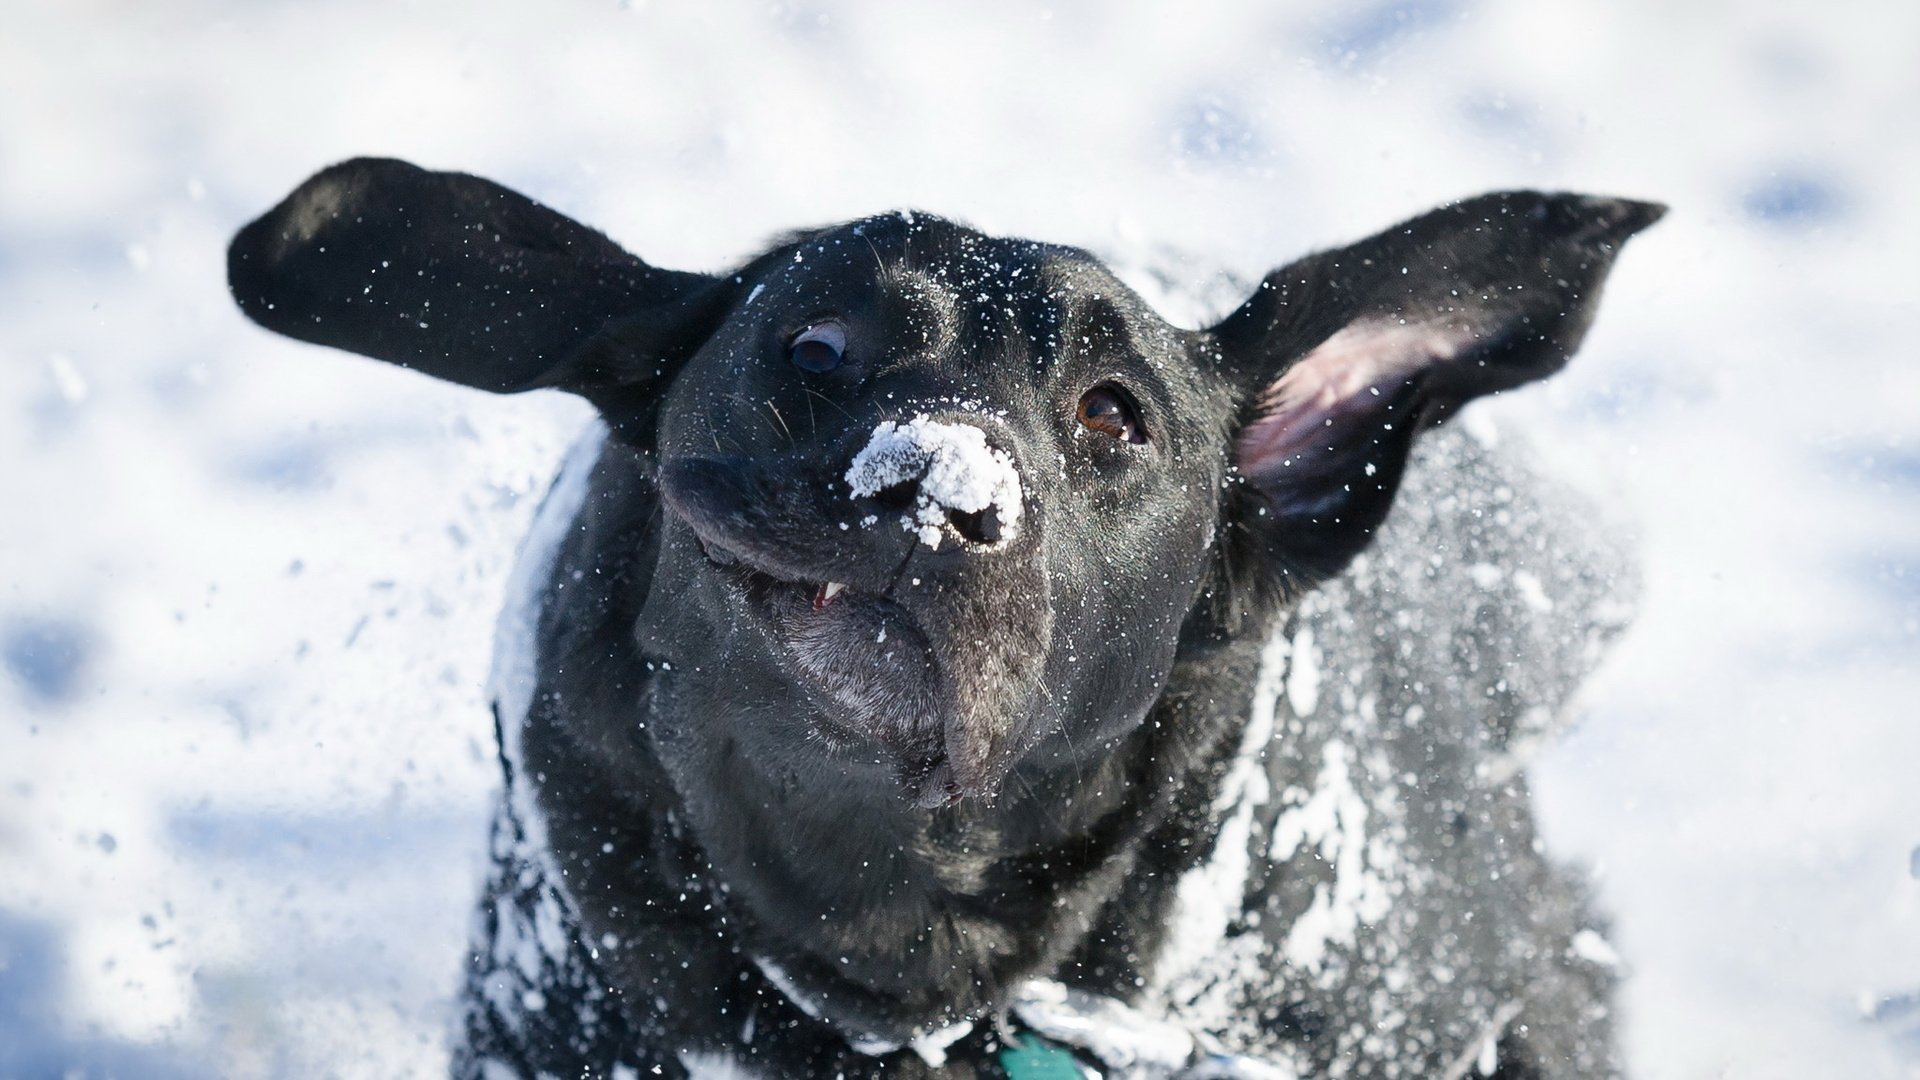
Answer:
[{"xmin": 1, "ymin": 2, "xmax": 1914, "ymax": 1076}]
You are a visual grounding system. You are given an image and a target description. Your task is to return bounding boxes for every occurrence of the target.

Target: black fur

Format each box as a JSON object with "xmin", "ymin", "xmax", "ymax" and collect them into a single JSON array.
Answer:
[{"xmin": 229, "ymin": 158, "xmax": 1659, "ymax": 1078}]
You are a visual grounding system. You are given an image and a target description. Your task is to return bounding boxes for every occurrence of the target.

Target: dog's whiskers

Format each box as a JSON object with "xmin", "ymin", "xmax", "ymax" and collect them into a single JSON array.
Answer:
[
  {"xmin": 1008, "ymin": 766, "xmax": 1066, "ymax": 838},
  {"xmin": 765, "ymin": 399, "xmax": 793, "ymax": 445},
  {"xmin": 860, "ymin": 232, "xmax": 887, "ymax": 278},
  {"xmin": 798, "ymin": 385, "xmax": 857, "ymax": 424}
]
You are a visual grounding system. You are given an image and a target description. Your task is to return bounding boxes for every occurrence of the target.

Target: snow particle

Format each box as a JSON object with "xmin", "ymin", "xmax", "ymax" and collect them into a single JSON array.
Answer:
[
  {"xmin": 1286, "ymin": 627, "xmax": 1320, "ymax": 717},
  {"xmin": 1570, "ymin": 928, "xmax": 1621, "ymax": 968},
  {"xmin": 47, "ymin": 353, "xmax": 89, "ymax": 404}
]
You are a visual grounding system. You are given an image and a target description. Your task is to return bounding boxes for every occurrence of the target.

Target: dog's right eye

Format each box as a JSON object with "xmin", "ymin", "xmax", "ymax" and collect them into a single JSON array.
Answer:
[{"xmin": 789, "ymin": 321, "xmax": 847, "ymax": 373}]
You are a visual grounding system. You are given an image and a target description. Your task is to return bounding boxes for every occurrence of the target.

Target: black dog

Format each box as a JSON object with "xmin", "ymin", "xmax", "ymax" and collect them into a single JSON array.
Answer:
[{"xmin": 229, "ymin": 159, "xmax": 1658, "ymax": 1079}]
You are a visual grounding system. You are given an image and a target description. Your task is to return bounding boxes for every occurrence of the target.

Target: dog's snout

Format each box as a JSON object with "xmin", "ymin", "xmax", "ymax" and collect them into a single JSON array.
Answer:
[
  {"xmin": 857, "ymin": 474, "xmax": 1004, "ymax": 548},
  {"xmin": 855, "ymin": 481, "xmax": 1008, "ymax": 549},
  {"xmin": 844, "ymin": 413, "xmax": 1023, "ymax": 552},
  {"xmin": 864, "ymin": 477, "xmax": 920, "ymax": 514},
  {"xmin": 945, "ymin": 506, "xmax": 1002, "ymax": 546}
]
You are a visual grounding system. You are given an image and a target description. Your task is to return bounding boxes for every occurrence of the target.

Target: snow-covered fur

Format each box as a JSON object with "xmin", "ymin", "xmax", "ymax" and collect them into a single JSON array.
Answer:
[
  {"xmin": 452, "ymin": 423, "xmax": 1631, "ymax": 1079},
  {"xmin": 226, "ymin": 158, "xmax": 1660, "ymax": 1079}
]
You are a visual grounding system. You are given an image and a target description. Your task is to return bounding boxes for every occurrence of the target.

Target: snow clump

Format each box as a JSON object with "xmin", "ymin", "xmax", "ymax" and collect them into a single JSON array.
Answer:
[{"xmin": 844, "ymin": 415, "xmax": 1022, "ymax": 549}]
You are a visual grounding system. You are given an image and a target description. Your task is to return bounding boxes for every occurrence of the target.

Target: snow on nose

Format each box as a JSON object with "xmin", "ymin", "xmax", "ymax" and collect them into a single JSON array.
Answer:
[{"xmin": 844, "ymin": 415, "xmax": 1023, "ymax": 550}]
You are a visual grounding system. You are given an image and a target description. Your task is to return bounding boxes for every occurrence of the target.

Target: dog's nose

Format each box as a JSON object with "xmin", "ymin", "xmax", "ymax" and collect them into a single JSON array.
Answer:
[{"xmin": 844, "ymin": 414, "xmax": 1023, "ymax": 551}]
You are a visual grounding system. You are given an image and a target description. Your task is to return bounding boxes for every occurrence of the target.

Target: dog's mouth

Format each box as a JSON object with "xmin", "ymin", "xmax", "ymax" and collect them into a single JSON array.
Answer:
[
  {"xmin": 697, "ymin": 534, "xmax": 854, "ymax": 613},
  {"xmin": 657, "ymin": 451, "xmax": 1049, "ymax": 807},
  {"xmin": 691, "ymin": 531, "xmax": 958, "ymax": 801}
]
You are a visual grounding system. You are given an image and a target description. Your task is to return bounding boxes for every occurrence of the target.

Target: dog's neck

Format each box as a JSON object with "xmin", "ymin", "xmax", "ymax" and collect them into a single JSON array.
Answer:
[{"xmin": 515, "ymin": 637, "xmax": 1256, "ymax": 1056}]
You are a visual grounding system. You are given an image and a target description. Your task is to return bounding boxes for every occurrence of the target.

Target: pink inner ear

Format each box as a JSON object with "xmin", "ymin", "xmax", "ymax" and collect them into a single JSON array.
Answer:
[{"xmin": 1235, "ymin": 318, "xmax": 1457, "ymax": 474}]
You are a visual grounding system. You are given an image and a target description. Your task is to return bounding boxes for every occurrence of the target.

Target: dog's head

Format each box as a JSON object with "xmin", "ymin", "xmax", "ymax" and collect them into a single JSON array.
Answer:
[{"xmin": 230, "ymin": 158, "xmax": 1658, "ymax": 807}]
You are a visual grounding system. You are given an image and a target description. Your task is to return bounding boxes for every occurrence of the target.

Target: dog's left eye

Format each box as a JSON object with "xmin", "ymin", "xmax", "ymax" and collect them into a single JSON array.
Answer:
[
  {"xmin": 789, "ymin": 321, "xmax": 848, "ymax": 373},
  {"xmin": 1077, "ymin": 384, "xmax": 1147, "ymax": 444}
]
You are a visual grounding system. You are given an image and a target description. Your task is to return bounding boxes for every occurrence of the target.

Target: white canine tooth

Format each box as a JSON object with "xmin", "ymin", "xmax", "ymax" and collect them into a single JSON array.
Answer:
[{"xmin": 823, "ymin": 582, "xmax": 846, "ymax": 601}]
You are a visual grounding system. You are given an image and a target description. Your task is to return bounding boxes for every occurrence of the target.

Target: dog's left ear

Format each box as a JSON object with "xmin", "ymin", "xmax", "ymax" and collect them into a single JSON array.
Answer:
[
  {"xmin": 1212, "ymin": 190, "xmax": 1662, "ymax": 608},
  {"xmin": 228, "ymin": 157, "xmax": 731, "ymax": 438}
]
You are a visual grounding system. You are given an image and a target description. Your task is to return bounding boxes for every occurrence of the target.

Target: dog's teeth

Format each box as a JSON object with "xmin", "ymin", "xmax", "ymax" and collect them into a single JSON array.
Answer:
[
  {"xmin": 824, "ymin": 582, "xmax": 846, "ymax": 600},
  {"xmin": 813, "ymin": 581, "xmax": 847, "ymax": 610}
]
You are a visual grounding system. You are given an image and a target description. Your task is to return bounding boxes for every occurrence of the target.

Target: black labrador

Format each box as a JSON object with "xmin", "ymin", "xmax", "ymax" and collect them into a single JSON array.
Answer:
[{"xmin": 228, "ymin": 159, "xmax": 1659, "ymax": 1079}]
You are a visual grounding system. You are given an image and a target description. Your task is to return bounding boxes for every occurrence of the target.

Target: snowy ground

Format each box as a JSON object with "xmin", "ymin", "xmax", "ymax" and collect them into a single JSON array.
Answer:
[{"xmin": 2, "ymin": 3, "xmax": 1914, "ymax": 1077}]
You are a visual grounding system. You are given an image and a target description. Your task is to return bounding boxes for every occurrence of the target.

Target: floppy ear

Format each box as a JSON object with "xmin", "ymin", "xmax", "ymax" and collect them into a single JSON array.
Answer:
[
  {"xmin": 1212, "ymin": 190, "xmax": 1663, "ymax": 612},
  {"xmin": 228, "ymin": 157, "xmax": 729, "ymax": 435}
]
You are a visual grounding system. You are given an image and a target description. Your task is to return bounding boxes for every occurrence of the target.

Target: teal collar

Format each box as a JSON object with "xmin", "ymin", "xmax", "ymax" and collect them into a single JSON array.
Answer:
[{"xmin": 996, "ymin": 1031, "xmax": 1098, "ymax": 1079}]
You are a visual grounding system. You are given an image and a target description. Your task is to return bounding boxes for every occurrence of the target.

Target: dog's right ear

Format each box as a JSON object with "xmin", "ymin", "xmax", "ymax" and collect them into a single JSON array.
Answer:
[{"xmin": 228, "ymin": 158, "xmax": 729, "ymax": 435}]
